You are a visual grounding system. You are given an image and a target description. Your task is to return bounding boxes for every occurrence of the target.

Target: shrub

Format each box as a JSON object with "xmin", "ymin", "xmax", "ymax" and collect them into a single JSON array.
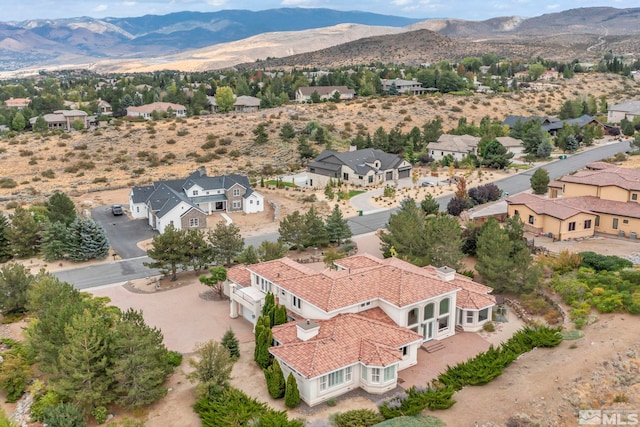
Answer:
[
  {"xmin": 30, "ymin": 390, "xmax": 62, "ymax": 422},
  {"xmin": 446, "ymin": 196, "xmax": 470, "ymax": 216},
  {"xmin": 0, "ymin": 178, "xmax": 17, "ymax": 188},
  {"xmin": 579, "ymin": 252, "xmax": 632, "ymax": 271},
  {"xmin": 333, "ymin": 409, "xmax": 383, "ymax": 427},
  {"xmin": 41, "ymin": 169, "xmax": 56, "ymax": 179},
  {"xmin": 482, "ymin": 321, "xmax": 495, "ymax": 332},
  {"xmin": 42, "ymin": 403, "xmax": 86, "ymax": 427},
  {"xmin": 468, "ymin": 183, "xmax": 502, "ymax": 205},
  {"xmin": 284, "ymin": 373, "xmax": 300, "ymax": 408},
  {"xmin": 92, "ymin": 406, "xmax": 107, "ymax": 424},
  {"xmin": 166, "ymin": 350, "xmax": 183, "ymax": 368},
  {"xmin": 0, "ymin": 353, "xmax": 31, "ymax": 402}
]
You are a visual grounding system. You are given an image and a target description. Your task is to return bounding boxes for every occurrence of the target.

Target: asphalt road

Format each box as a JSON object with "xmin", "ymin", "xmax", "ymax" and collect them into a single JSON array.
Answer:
[{"xmin": 54, "ymin": 140, "xmax": 630, "ymax": 289}]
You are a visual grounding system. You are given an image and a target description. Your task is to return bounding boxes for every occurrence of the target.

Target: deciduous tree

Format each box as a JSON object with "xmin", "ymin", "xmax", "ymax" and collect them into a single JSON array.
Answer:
[
  {"xmin": 214, "ymin": 86, "xmax": 235, "ymax": 113},
  {"xmin": 188, "ymin": 340, "xmax": 235, "ymax": 399}
]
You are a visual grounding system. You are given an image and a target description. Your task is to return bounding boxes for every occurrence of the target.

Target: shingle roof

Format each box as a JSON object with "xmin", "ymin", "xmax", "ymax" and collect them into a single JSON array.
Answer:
[
  {"xmin": 429, "ymin": 134, "xmax": 480, "ymax": 153},
  {"xmin": 127, "ymin": 102, "xmax": 186, "ymax": 114},
  {"xmin": 270, "ymin": 312, "xmax": 422, "ymax": 378},
  {"xmin": 496, "ymin": 136, "xmax": 524, "ymax": 148},
  {"xmin": 609, "ymin": 100, "xmax": 640, "ymax": 115},
  {"xmin": 234, "ymin": 95, "xmax": 261, "ymax": 107},
  {"xmin": 298, "ymin": 86, "xmax": 356, "ymax": 97},
  {"xmin": 310, "ymin": 149, "xmax": 405, "ymax": 175}
]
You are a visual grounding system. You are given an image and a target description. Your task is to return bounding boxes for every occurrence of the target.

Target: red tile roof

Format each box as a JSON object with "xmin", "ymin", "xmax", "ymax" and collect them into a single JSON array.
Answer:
[
  {"xmin": 227, "ymin": 265, "xmax": 251, "ymax": 287},
  {"xmin": 508, "ymin": 194, "xmax": 640, "ymax": 220},
  {"xmin": 559, "ymin": 165, "xmax": 640, "ymax": 192},
  {"xmin": 270, "ymin": 312, "xmax": 422, "ymax": 378}
]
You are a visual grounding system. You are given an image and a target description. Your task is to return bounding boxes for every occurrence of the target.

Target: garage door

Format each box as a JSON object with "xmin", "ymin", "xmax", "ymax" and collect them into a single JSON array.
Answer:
[{"xmin": 398, "ymin": 169, "xmax": 411, "ymax": 178}]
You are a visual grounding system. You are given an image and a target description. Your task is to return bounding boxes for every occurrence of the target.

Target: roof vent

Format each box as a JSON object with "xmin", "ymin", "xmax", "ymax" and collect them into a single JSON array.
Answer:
[{"xmin": 435, "ymin": 266, "xmax": 456, "ymax": 282}]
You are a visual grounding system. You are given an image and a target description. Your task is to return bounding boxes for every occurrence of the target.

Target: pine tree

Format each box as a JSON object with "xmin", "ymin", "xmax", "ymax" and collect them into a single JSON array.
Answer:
[
  {"xmin": 0, "ymin": 263, "xmax": 33, "ymax": 315},
  {"xmin": 0, "ymin": 214, "xmax": 12, "ymax": 263},
  {"xmin": 66, "ymin": 218, "xmax": 109, "ymax": 261},
  {"xmin": 8, "ymin": 206, "xmax": 40, "ymax": 258},
  {"xmin": 278, "ymin": 211, "xmax": 309, "ymax": 251},
  {"xmin": 279, "ymin": 122, "xmax": 296, "ymax": 141},
  {"xmin": 237, "ymin": 245, "xmax": 259, "ymax": 264},
  {"xmin": 54, "ymin": 309, "xmax": 114, "ymax": 412},
  {"xmin": 110, "ymin": 309, "xmax": 172, "ymax": 408},
  {"xmin": 208, "ymin": 223, "xmax": 244, "ymax": 266},
  {"xmin": 304, "ymin": 206, "xmax": 329, "ymax": 247},
  {"xmin": 45, "ymin": 192, "xmax": 77, "ymax": 225},
  {"xmin": 183, "ymin": 228, "xmax": 213, "ymax": 273},
  {"xmin": 221, "ymin": 329, "xmax": 240, "ymax": 360},
  {"xmin": 265, "ymin": 359, "xmax": 286, "ymax": 399},
  {"xmin": 144, "ymin": 224, "xmax": 189, "ymax": 280},
  {"xmin": 284, "ymin": 373, "xmax": 301, "ymax": 408},
  {"xmin": 380, "ymin": 198, "xmax": 427, "ymax": 263},
  {"xmin": 258, "ymin": 240, "xmax": 288, "ymax": 261},
  {"xmin": 420, "ymin": 194, "xmax": 440, "ymax": 216},
  {"xmin": 325, "ymin": 204, "xmax": 352, "ymax": 244},
  {"xmin": 475, "ymin": 218, "xmax": 514, "ymax": 291},
  {"xmin": 40, "ymin": 221, "xmax": 69, "ymax": 261},
  {"xmin": 424, "ymin": 215, "xmax": 463, "ymax": 270}
]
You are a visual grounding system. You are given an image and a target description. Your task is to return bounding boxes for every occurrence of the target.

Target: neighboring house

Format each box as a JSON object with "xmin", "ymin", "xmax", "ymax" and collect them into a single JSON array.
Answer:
[
  {"xmin": 129, "ymin": 168, "xmax": 263, "ymax": 233},
  {"xmin": 539, "ymin": 69, "xmax": 560, "ymax": 81},
  {"xmin": 513, "ymin": 71, "xmax": 529, "ymax": 80},
  {"xmin": 607, "ymin": 100, "xmax": 640, "ymax": 123},
  {"xmin": 28, "ymin": 109, "xmax": 89, "ymax": 130},
  {"xmin": 126, "ymin": 102, "xmax": 186, "ymax": 119},
  {"xmin": 428, "ymin": 134, "xmax": 480, "ymax": 161},
  {"xmin": 380, "ymin": 78, "xmax": 427, "ymax": 95},
  {"xmin": 496, "ymin": 136, "xmax": 525, "ymax": 157},
  {"xmin": 502, "ymin": 115, "xmax": 564, "ymax": 135},
  {"xmin": 306, "ymin": 148, "xmax": 412, "ymax": 188},
  {"xmin": 226, "ymin": 253, "xmax": 495, "ymax": 406},
  {"xmin": 97, "ymin": 99, "xmax": 112, "ymax": 116},
  {"xmin": 4, "ymin": 97, "xmax": 30, "ymax": 109},
  {"xmin": 507, "ymin": 163, "xmax": 640, "ymax": 240},
  {"xmin": 295, "ymin": 86, "xmax": 356, "ymax": 103},
  {"xmin": 233, "ymin": 95, "xmax": 261, "ymax": 112}
]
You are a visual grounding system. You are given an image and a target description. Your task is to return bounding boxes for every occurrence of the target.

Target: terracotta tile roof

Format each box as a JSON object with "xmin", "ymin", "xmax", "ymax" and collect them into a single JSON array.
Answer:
[
  {"xmin": 227, "ymin": 265, "xmax": 251, "ymax": 287},
  {"xmin": 508, "ymin": 194, "xmax": 640, "ymax": 220},
  {"xmin": 559, "ymin": 166, "xmax": 640, "ymax": 192},
  {"xmin": 247, "ymin": 257, "xmax": 317, "ymax": 282},
  {"xmin": 548, "ymin": 180, "xmax": 563, "ymax": 189},
  {"xmin": 354, "ymin": 307, "xmax": 396, "ymax": 325},
  {"xmin": 270, "ymin": 312, "xmax": 422, "ymax": 378},
  {"xmin": 456, "ymin": 289, "xmax": 496, "ymax": 310}
]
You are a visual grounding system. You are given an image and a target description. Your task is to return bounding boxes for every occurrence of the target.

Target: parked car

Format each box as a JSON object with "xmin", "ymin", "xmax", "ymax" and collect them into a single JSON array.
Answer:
[
  {"xmin": 111, "ymin": 204, "xmax": 124, "ymax": 216},
  {"xmin": 421, "ymin": 180, "xmax": 436, "ymax": 187}
]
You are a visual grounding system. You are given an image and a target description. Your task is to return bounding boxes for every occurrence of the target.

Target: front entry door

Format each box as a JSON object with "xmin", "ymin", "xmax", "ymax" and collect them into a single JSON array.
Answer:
[{"xmin": 423, "ymin": 321, "xmax": 434, "ymax": 341}]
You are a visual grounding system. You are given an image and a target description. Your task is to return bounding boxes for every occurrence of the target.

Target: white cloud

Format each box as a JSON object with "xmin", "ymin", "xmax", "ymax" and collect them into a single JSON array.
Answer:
[
  {"xmin": 545, "ymin": 3, "xmax": 560, "ymax": 10},
  {"xmin": 121, "ymin": 1, "xmax": 136, "ymax": 6},
  {"xmin": 93, "ymin": 4, "xmax": 108, "ymax": 12},
  {"xmin": 206, "ymin": 0, "xmax": 228, "ymax": 5},
  {"xmin": 392, "ymin": 0, "xmax": 414, "ymax": 5}
]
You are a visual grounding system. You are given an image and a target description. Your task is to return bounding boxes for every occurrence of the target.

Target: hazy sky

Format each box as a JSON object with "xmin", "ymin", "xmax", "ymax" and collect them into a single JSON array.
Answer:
[{"xmin": 4, "ymin": 0, "xmax": 624, "ymax": 22}]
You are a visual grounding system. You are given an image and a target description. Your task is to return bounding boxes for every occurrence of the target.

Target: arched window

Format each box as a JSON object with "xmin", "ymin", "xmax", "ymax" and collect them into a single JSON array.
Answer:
[
  {"xmin": 424, "ymin": 303, "xmax": 434, "ymax": 320},
  {"xmin": 439, "ymin": 298, "xmax": 449, "ymax": 315}
]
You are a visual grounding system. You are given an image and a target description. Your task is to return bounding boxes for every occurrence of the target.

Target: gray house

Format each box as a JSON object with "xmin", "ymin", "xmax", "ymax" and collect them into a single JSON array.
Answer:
[{"xmin": 306, "ymin": 148, "xmax": 411, "ymax": 188}]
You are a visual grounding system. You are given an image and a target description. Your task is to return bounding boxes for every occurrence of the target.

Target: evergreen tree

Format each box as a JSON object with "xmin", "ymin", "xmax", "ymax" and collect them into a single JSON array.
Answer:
[
  {"xmin": 284, "ymin": 373, "xmax": 301, "ymax": 408},
  {"xmin": 253, "ymin": 315, "xmax": 272, "ymax": 369},
  {"xmin": 0, "ymin": 353, "xmax": 31, "ymax": 403},
  {"xmin": 208, "ymin": 223, "xmax": 244, "ymax": 266},
  {"xmin": 274, "ymin": 305, "xmax": 288, "ymax": 326},
  {"xmin": 45, "ymin": 192, "xmax": 76, "ymax": 225},
  {"xmin": 297, "ymin": 135, "xmax": 316, "ymax": 162},
  {"xmin": 0, "ymin": 263, "xmax": 33, "ymax": 315},
  {"xmin": 380, "ymin": 198, "xmax": 427, "ymax": 263},
  {"xmin": 110, "ymin": 309, "xmax": 172, "ymax": 408},
  {"xmin": 41, "ymin": 403, "xmax": 86, "ymax": 427},
  {"xmin": 11, "ymin": 112, "xmax": 25, "ymax": 132},
  {"xmin": 40, "ymin": 221, "xmax": 69, "ymax": 261},
  {"xmin": 66, "ymin": 218, "xmax": 109, "ymax": 262},
  {"xmin": 265, "ymin": 359, "xmax": 286, "ymax": 399},
  {"xmin": 420, "ymin": 194, "xmax": 440, "ymax": 216},
  {"xmin": 221, "ymin": 329, "xmax": 240, "ymax": 360},
  {"xmin": 325, "ymin": 204, "xmax": 352, "ymax": 244},
  {"xmin": 33, "ymin": 115, "xmax": 48, "ymax": 133},
  {"xmin": 258, "ymin": 240, "xmax": 288, "ymax": 261},
  {"xmin": 565, "ymin": 135, "xmax": 579, "ymax": 152},
  {"xmin": 54, "ymin": 309, "xmax": 114, "ymax": 412},
  {"xmin": 278, "ymin": 211, "xmax": 309, "ymax": 251},
  {"xmin": 481, "ymin": 140, "xmax": 513, "ymax": 169},
  {"xmin": 521, "ymin": 120, "xmax": 546, "ymax": 155},
  {"xmin": 253, "ymin": 123, "xmax": 269, "ymax": 144},
  {"xmin": 262, "ymin": 293, "xmax": 276, "ymax": 325},
  {"xmin": 279, "ymin": 122, "xmax": 296, "ymax": 141},
  {"xmin": 424, "ymin": 215, "xmax": 463, "ymax": 270},
  {"xmin": 199, "ymin": 266, "xmax": 227, "ymax": 299},
  {"xmin": 0, "ymin": 214, "xmax": 10, "ymax": 263},
  {"xmin": 530, "ymin": 168, "xmax": 550, "ymax": 195},
  {"xmin": 237, "ymin": 245, "xmax": 259, "ymax": 264},
  {"xmin": 183, "ymin": 228, "xmax": 213, "ymax": 273},
  {"xmin": 144, "ymin": 224, "xmax": 189, "ymax": 280},
  {"xmin": 8, "ymin": 206, "xmax": 40, "ymax": 258},
  {"xmin": 187, "ymin": 340, "xmax": 235, "ymax": 399},
  {"xmin": 536, "ymin": 139, "xmax": 553, "ymax": 158},
  {"xmin": 304, "ymin": 206, "xmax": 329, "ymax": 247}
]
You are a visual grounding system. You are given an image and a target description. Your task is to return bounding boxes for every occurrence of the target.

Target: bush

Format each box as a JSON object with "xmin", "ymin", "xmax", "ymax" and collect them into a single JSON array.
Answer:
[
  {"xmin": 0, "ymin": 353, "xmax": 31, "ymax": 402},
  {"xmin": 579, "ymin": 251, "xmax": 632, "ymax": 271},
  {"xmin": 446, "ymin": 197, "xmax": 470, "ymax": 216},
  {"xmin": 91, "ymin": 406, "xmax": 107, "ymax": 424},
  {"xmin": 0, "ymin": 178, "xmax": 17, "ymax": 188},
  {"xmin": 166, "ymin": 350, "xmax": 183, "ymax": 368},
  {"xmin": 42, "ymin": 403, "xmax": 86, "ymax": 427},
  {"xmin": 284, "ymin": 373, "xmax": 301, "ymax": 408},
  {"xmin": 373, "ymin": 415, "xmax": 446, "ymax": 427},
  {"xmin": 482, "ymin": 321, "xmax": 495, "ymax": 332},
  {"xmin": 468, "ymin": 183, "xmax": 502, "ymax": 205},
  {"xmin": 30, "ymin": 390, "xmax": 61, "ymax": 422},
  {"xmin": 333, "ymin": 409, "xmax": 384, "ymax": 427}
]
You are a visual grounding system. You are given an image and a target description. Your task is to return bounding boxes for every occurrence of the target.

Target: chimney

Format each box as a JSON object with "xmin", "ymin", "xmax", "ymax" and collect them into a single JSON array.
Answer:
[
  {"xmin": 296, "ymin": 319, "xmax": 320, "ymax": 341},
  {"xmin": 435, "ymin": 266, "xmax": 456, "ymax": 282},
  {"xmin": 349, "ymin": 145, "xmax": 357, "ymax": 152}
]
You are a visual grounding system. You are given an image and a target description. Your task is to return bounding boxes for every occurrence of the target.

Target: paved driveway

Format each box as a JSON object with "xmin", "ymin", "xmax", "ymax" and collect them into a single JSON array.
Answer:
[
  {"xmin": 92, "ymin": 205, "xmax": 156, "ymax": 259},
  {"xmin": 89, "ymin": 282, "xmax": 254, "ymax": 354}
]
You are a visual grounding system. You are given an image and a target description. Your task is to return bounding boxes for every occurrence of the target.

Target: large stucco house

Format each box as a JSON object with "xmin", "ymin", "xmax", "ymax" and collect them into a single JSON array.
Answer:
[
  {"xmin": 306, "ymin": 148, "xmax": 412, "ymax": 188},
  {"xmin": 226, "ymin": 254, "xmax": 495, "ymax": 406},
  {"xmin": 607, "ymin": 100, "xmax": 640, "ymax": 123},
  {"xmin": 28, "ymin": 109, "xmax": 89, "ymax": 130},
  {"xmin": 295, "ymin": 86, "xmax": 356, "ymax": 103},
  {"xmin": 129, "ymin": 168, "xmax": 263, "ymax": 233},
  {"xmin": 507, "ymin": 162, "xmax": 640, "ymax": 240},
  {"xmin": 126, "ymin": 102, "xmax": 186, "ymax": 119},
  {"xmin": 381, "ymin": 78, "xmax": 428, "ymax": 95},
  {"xmin": 428, "ymin": 134, "xmax": 481, "ymax": 161}
]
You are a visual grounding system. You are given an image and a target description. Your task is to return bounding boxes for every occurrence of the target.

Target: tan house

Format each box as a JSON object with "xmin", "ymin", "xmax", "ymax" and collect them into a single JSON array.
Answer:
[
  {"xmin": 29, "ymin": 109, "xmax": 89, "ymax": 130},
  {"xmin": 226, "ymin": 253, "xmax": 495, "ymax": 406},
  {"xmin": 428, "ymin": 134, "xmax": 480, "ymax": 161},
  {"xmin": 295, "ymin": 86, "xmax": 355, "ymax": 103},
  {"xmin": 306, "ymin": 148, "xmax": 411, "ymax": 188},
  {"xmin": 4, "ymin": 97, "xmax": 30, "ymax": 109},
  {"xmin": 127, "ymin": 102, "xmax": 186, "ymax": 119},
  {"xmin": 381, "ymin": 78, "xmax": 428, "ymax": 95},
  {"xmin": 507, "ymin": 163, "xmax": 640, "ymax": 240},
  {"xmin": 607, "ymin": 100, "xmax": 640, "ymax": 123},
  {"xmin": 97, "ymin": 99, "xmax": 112, "ymax": 116}
]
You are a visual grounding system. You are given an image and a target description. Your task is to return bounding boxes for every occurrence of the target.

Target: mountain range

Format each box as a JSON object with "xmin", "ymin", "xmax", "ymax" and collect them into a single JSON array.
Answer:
[{"xmin": 1, "ymin": 7, "xmax": 639, "ymax": 74}]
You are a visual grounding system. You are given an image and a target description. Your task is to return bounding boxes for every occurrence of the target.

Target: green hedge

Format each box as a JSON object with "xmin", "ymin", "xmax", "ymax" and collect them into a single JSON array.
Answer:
[{"xmin": 378, "ymin": 325, "xmax": 562, "ymax": 419}]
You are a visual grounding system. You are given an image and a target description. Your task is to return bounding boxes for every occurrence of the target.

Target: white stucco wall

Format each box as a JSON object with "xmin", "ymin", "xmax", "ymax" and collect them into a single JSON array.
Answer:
[{"xmin": 243, "ymin": 192, "xmax": 264, "ymax": 214}]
